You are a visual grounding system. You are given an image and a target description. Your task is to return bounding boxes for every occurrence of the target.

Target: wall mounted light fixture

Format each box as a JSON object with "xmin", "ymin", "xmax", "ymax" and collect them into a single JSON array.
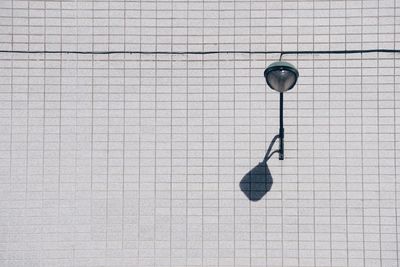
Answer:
[{"xmin": 264, "ymin": 61, "xmax": 299, "ymax": 160}]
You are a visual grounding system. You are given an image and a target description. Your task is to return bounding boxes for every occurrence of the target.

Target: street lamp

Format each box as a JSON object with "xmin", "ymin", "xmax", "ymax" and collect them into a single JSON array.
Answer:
[{"xmin": 264, "ymin": 61, "xmax": 299, "ymax": 160}]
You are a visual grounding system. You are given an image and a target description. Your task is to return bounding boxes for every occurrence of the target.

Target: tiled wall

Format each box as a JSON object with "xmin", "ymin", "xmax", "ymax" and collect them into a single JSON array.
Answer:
[{"xmin": 0, "ymin": 0, "xmax": 399, "ymax": 266}]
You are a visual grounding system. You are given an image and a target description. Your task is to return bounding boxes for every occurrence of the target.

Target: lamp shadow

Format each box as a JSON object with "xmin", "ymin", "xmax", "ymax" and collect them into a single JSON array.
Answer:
[{"xmin": 239, "ymin": 135, "xmax": 279, "ymax": 201}]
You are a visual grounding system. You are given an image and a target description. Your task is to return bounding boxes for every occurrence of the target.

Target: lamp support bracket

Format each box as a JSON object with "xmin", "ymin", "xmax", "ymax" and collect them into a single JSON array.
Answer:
[{"xmin": 279, "ymin": 93, "xmax": 284, "ymax": 160}]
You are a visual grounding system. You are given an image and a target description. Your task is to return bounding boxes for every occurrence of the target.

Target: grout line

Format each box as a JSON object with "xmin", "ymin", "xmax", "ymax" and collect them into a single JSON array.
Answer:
[
  {"xmin": 154, "ymin": 0, "xmax": 158, "ymax": 264},
  {"xmin": 344, "ymin": 1, "xmax": 349, "ymax": 264},
  {"xmin": 296, "ymin": 0, "xmax": 300, "ymax": 265},
  {"xmin": 57, "ymin": 0, "xmax": 62, "ymax": 221},
  {"xmin": 217, "ymin": 0, "xmax": 221, "ymax": 265},
  {"xmin": 41, "ymin": 1, "xmax": 45, "ymax": 264},
  {"xmin": 393, "ymin": 1, "xmax": 399, "ymax": 265},
  {"xmin": 73, "ymin": 2, "xmax": 78, "ymax": 263},
  {"xmin": 328, "ymin": 1, "xmax": 333, "ymax": 265},
  {"xmin": 8, "ymin": 1, "xmax": 14, "ymax": 265},
  {"xmin": 233, "ymin": 1, "xmax": 236, "ymax": 265},
  {"xmin": 170, "ymin": 0, "xmax": 174, "ymax": 265},
  {"xmin": 312, "ymin": 0, "xmax": 316, "ymax": 265},
  {"xmin": 280, "ymin": 1, "xmax": 284, "ymax": 265},
  {"xmin": 90, "ymin": 0, "xmax": 95, "ymax": 257},
  {"xmin": 121, "ymin": 0, "xmax": 126, "ymax": 251},
  {"xmin": 137, "ymin": 0, "xmax": 142, "ymax": 263},
  {"xmin": 105, "ymin": 0, "xmax": 111, "ymax": 263},
  {"xmin": 361, "ymin": 2, "xmax": 366, "ymax": 265},
  {"xmin": 185, "ymin": 0, "xmax": 189, "ymax": 265},
  {"xmin": 264, "ymin": 0, "xmax": 268, "ymax": 265},
  {"xmin": 201, "ymin": 1, "xmax": 205, "ymax": 265},
  {"xmin": 377, "ymin": 2, "xmax": 382, "ymax": 266},
  {"xmin": 25, "ymin": 2, "xmax": 31, "ymax": 255},
  {"xmin": 249, "ymin": 1, "xmax": 253, "ymax": 266}
]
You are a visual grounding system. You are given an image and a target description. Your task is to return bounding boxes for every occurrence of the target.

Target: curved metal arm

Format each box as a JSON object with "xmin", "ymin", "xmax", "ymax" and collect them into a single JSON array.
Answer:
[
  {"xmin": 264, "ymin": 149, "xmax": 281, "ymax": 162},
  {"xmin": 262, "ymin": 135, "xmax": 279, "ymax": 163}
]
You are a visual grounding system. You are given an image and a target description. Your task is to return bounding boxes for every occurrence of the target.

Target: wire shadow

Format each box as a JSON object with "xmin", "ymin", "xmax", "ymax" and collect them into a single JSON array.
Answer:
[{"xmin": 239, "ymin": 135, "xmax": 279, "ymax": 201}]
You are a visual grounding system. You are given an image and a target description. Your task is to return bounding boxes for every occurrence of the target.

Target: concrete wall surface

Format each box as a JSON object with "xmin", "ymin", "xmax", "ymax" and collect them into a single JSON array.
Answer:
[{"xmin": 0, "ymin": 0, "xmax": 399, "ymax": 266}]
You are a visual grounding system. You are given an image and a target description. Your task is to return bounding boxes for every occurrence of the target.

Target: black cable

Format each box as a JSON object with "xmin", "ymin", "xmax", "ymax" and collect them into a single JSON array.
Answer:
[
  {"xmin": 281, "ymin": 48, "xmax": 400, "ymax": 56},
  {"xmin": 0, "ymin": 48, "xmax": 399, "ymax": 56}
]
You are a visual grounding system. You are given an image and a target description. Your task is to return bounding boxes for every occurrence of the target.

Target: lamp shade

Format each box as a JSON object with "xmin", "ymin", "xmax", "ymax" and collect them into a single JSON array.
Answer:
[{"xmin": 264, "ymin": 61, "xmax": 299, "ymax": 92}]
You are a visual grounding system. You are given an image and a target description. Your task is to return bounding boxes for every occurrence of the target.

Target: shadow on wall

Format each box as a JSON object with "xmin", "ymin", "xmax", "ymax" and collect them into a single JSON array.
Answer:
[{"xmin": 239, "ymin": 135, "xmax": 279, "ymax": 201}]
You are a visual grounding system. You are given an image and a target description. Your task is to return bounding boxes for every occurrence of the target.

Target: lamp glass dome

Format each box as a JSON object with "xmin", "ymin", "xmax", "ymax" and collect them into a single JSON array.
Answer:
[{"xmin": 264, "ymin": 61, "xmax": 299, "ymax": 92}]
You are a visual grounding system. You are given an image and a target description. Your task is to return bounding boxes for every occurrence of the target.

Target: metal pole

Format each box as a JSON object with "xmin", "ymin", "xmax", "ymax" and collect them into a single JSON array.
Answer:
[{"xmin": 279, "ymin": 92, "xmax": 284, "ymax": 160}]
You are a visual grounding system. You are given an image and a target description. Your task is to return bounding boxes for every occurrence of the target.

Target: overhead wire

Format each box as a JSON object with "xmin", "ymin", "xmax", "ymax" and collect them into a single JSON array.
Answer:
[{"xmin": 0, "ymin": 48, "xmax": 399, "ymax": 58}]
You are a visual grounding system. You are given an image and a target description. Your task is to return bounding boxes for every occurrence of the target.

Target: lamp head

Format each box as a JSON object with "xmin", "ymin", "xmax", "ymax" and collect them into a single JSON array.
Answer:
[{"xmin": 264, "ymin": 61, "xmax": 299, "ymax": 92}]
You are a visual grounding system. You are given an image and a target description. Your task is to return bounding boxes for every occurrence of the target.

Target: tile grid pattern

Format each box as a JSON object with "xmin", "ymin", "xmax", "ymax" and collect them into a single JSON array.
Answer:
[{"xmin": 0, "ymin": 0, "xmax": 399, "ymax": 266}]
